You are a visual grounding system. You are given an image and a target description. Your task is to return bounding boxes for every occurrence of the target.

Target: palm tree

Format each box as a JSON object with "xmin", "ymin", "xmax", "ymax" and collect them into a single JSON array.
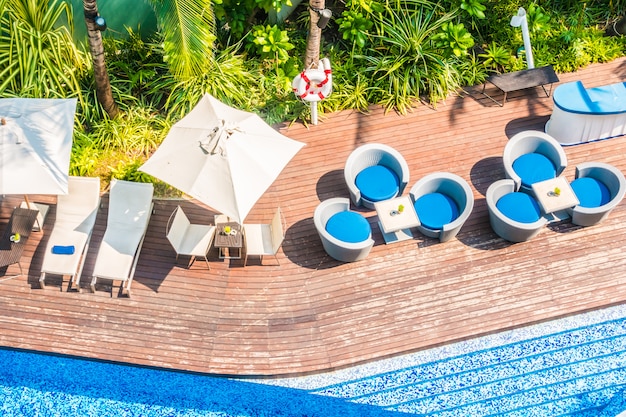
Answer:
[
  {"xmin": 83, "ymin": 0, "xmax": 119, "ymax": 118},
  {"xmin": 304, "ymin": 0, "xmax": 326, "ymax": 68}
]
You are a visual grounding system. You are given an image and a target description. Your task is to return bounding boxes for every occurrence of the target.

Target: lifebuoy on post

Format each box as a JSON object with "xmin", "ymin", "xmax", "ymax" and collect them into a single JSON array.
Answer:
[{"xmin": 292, "ymin": 58, "xmax": 332, "ymax": 102}]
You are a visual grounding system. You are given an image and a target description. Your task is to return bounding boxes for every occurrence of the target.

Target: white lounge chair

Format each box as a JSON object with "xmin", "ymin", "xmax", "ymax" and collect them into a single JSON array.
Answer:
[
  {"xmin": 166, "ymin": 206, "xmax": 216, "ymax": 269},
  {"xmin": 243, "ymin": 208, "xmax": 284, "ymax": 266},
  {"xmin": 90, "ymin": 179, "xmax": 154, "ymax": 297},
  {"xmin": 39, "ymin": 176, "xmax": 101, "ymax": 291}
]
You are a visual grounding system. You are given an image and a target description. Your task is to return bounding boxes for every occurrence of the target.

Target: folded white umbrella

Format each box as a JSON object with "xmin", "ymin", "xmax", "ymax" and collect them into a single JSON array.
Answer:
[
  {"xmin": 140, "ymin": 94, "xmax": 305, "ymax": 223},
  {"xmin": 0, "ymin": 98, "xmax": 76, "ymax": 197}
]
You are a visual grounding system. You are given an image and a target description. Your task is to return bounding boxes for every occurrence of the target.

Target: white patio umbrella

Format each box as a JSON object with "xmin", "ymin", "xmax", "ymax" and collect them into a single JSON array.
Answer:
[
  {"xmin": 0, "ymin": 97, "xmax": 77, "ymax": 204},
  {"xmin": 140, "ymin": 93, "xmax": 305, "ymax": 224}
]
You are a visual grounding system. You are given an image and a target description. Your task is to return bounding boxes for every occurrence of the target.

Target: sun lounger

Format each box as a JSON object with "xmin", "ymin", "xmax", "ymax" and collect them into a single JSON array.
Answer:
[
  {"xmin": 39, "ymin": 176, "xmax": 101, "ymax": 290},
  {"xmin": 90, "ymin": 179, "xmax": 154, "ymax": 297}
]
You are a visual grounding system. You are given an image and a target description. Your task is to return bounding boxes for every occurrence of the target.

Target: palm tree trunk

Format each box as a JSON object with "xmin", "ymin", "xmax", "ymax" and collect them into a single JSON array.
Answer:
[
  {"xmin": 304, "ymin": 0, "xmax": 325, "ymax": 68},
  {"xmin": 83, "ymin": 0, "xmax": 119, "ymax": 118}
]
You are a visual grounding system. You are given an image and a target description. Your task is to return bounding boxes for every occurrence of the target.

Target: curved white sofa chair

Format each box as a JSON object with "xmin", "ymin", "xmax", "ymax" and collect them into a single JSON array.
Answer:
[
  {"xmin": 486, "ymin": 179, "xmax": 547, "ymax": 243},
  {"xmin": 313, "ymin": 197, "xmax": 374, "ymax": 262},
  {"xmin": 344, "ymin": 143, "xmax": 410, "ymax": 209},
  {"xmin": 409, "ymin": 172, "xmax": 474, "ymax": 242},
  {"xmin": 503, "ymin": 130, "xmax": 567, "ymax": 193},
  {"xmin": 567, "ymin": 162, "xmax": 626, "ymax": 227}
]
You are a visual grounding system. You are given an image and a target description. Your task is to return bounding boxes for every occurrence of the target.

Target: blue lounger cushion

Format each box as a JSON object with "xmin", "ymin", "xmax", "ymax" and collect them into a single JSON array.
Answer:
[
  {"xmin": 52, "ymin": 245, "xmax": 75, "ymax": 255},
  {"xmin": 414, "ymin": 192, "xmax": 459, "ymax": 230},
  {"xmin": 355, "ymin": 165, "xmax": 400, "ymax": 202},
  {"xmin": 570, "ymin": 177, "xmax": 611, "ymax": 208},
  {"xmin": 512, "ymin": 153, "xmax": 556, "ymax": 187},
  {"xmin": 496, "ymin": 192, "xmax": 542, "ymax": 223},
  {"xmin": 325, "ymin": 211, "xmax": 371, "ymax": 243}
]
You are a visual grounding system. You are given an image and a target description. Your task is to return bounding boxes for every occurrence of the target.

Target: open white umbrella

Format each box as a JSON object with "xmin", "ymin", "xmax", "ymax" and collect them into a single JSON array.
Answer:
[
  {"xmin": 140, "ymin": 93, "xmax": 305, "ymax": 224},
  {"xmin": 0, "ymin": 98, "xmax": 76, "ymax": 197}
]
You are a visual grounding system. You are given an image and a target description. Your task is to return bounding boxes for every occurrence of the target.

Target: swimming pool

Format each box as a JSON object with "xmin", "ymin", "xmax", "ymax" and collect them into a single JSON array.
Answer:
[{"xmin": 2, "ymin": 304, "xmax": 626, "ymax": 416}]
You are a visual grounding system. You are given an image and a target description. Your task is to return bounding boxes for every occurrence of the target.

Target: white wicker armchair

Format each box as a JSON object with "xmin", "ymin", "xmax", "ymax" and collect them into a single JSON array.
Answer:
[
  {"xmin": 313, "ymin": 197, "xmax": 374, "ymax": 262},
  {"xmin": 409, "ymin": 172, "xmax": 474, "ymax": 242},
  {"xmin": 503, "ymin": 130, "xmax": 567, "ymax": 192},
  {"xmin": 344, "ymin": 143, "xmax": 410, "ymax": 209},
  {"xmin": 567, "ymin": 162, "xmax": 626, "ymax": 227},
  {"xmin": 486, "ymin": 179, "xmax": 547, "ymax": 243}
]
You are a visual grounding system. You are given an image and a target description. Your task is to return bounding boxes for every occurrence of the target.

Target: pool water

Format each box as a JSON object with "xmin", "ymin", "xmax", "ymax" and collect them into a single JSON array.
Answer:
[{"xmin": 3, "ymin": 305, "xmax": 626, "ymax": 416}]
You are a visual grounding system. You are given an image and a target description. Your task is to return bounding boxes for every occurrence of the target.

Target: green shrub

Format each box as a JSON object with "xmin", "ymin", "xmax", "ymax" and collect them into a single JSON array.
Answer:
[{"xmin": 0, "ymin": 0, "xmax": 87, "ymax": 99}]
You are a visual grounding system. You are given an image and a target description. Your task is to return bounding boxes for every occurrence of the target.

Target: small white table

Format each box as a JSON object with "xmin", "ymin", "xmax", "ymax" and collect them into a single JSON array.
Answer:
[
  {"xmin": 374, "ymin": 196, "xmax": 420, "ymax": 244},
  {"xmin": 531, "ymin": 176, "xmax": 579, "ymax": 218}
]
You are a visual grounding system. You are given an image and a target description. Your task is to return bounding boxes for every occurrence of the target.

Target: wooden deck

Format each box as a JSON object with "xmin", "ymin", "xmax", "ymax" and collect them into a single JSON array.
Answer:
[{"xmin": 2, "ymin": 58, "xmax": 626, "ymax": 377}]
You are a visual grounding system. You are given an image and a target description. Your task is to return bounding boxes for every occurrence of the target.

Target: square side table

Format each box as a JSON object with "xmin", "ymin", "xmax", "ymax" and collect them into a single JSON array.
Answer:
[
  {"xmin": 531, "ymin": 176, "xmax": 579, "ymax": 218},
  {"xmin": 374, "ymin": 196, "xmax": 420, "ymax": 244},
  {"xmin": 214, "ymin": 222, "xmax": 243, "ymax": 259}
]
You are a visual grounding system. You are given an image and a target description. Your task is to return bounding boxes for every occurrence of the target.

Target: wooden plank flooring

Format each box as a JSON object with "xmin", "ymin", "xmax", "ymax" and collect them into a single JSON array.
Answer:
[{"xmin": 2, "ymin": 58, "xmax": 626, "ymax": 377}]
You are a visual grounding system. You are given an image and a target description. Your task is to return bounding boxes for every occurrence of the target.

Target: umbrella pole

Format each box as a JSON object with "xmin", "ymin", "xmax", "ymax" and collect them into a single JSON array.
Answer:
[
  {"xmin": 22, "ymin": 195, "xmax": 45, "ymax": 231},
  {"xmin": 311, "ymin": 102, "xmax": 318, "ymax": 125}
]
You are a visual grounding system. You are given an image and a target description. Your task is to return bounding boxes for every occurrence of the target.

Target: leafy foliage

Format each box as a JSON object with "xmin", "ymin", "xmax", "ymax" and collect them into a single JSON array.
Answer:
[
  {"xmin": 479, "ymin": 41, "xmax": 511, "ymax": 72},
  {"xmin": 249, "ymin": 24, "xmax": 294, "ymax": 62},
  {"xmin": 81, "ymin": 107, "xmax": 169, "ymax": 156},
  {"xmin": 5, "ymin": 0, "xmax": 626, "ymax": 191},
  {"xmin": 459, "ymin": 0, "xmax": 486, "ymax": 19},
  {"xmin": 432, "ymin": 22, "xmax": 475, "ymax": 57},
  {"xmin": 0, "ymin": 0, "xmax": 87, "ymax": 98},
  {"xmin": 155, "ymin": 43, "xmax": 257, "ymax": 120},
  {"xmin": 337, "ymin": 10, "xmax": 373, "ymax": 49},
  {"xmin": 362, "ymin": 6, "xmax": 463, "ymax": 113},
  {"xmin": 145, "ymin": 0, "xmax": 216, "ymax": 79}
]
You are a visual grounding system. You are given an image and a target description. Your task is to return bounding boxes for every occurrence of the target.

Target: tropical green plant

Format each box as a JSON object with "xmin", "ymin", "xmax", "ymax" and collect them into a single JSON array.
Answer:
[
  {"xmin": 344, "ymin": 0, "xmax": 385, "ymax": 16},
  {"xmin": 0, "ymin": 0, "xmax": 87, "ymax": 98},
  {"xmin": 337, "ymin": 10, "xmax": 373, "ymax": 49},
  {"xmin": 363, "ymin": 6, "xmax": 462, "ymax": 113},
  {"xmin": 432, "ymin": 21, "xmax": 475, "ymax": 57},
  {"xmin": 333, "ymin": 71, "xmax": 371, "ymax": 113},
  {"xmin": 455, "ymin": 52, "xmax": 488, "ymax": 86},
  {"xmin": 249, "ymin": 24, "xmax": 294, "ymax": 63},
  {"xmin": 256, "ymin": 0, "xmax": 292, "ymax": 13},
  {"xmin": 154, "ymin": 43, "xmax": 257, "ymax": 120},
  {"xmin": 82, "ymin": 107, "xmax": 169, "ymax": 155},
  {"xmin": 214, "ymin": 0, "xmax": 294, "ymax": 42},
  {"xmin": 459, "ymin": 0, "xmax": 486, "ymax": 19},
  {"xmin": 525, "ymin": 3, "xmax": 552, "ymax": 34},
  {"xmin": 479, "ymin": 41, "xmax": 511, "ymax": 72},
  {"xmin": 109, "ymin": 159, "xmax": 154, "ymax": 183},
  {"xmin": 70, "ymin": 130, "xmax": 100, "ymax": 177},
  {"xmin": 146, "ymin": 0, "xmax": 216, "ymax": 80},
  {"xmin": 214, "ymin": 1, "xmax": 249, "ymax": 40},
  {"xmin": 103, "ymin": 28, "xmax": 166, "ymax": 102}
]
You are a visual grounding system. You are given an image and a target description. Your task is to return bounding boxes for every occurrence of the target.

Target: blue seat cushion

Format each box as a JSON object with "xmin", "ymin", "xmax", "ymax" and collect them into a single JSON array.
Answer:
[
  {"xmin": 414, "ymin": 193, "xmax": 460, "ymax": 230},
  {"xmin": 570, "ymin": 177, "xmax": 611, "ymax": 208},
  {"xmin": 52, "ymin": 245, "xmax": 75, "ymax": 255},
  {"xmin": 512, "ymin": 153, "xmax": 556, "ymax": 188},
  {"xmin": 496, "ymin": 192, "xmax": 542, "ymax": 223},
  {"xmin": 355, "ymin": 165, "xmax": 400, "ymax": 202},
  {"xmin": 325, "ymin": 211, "xmax": 371, "ymax": 243}
]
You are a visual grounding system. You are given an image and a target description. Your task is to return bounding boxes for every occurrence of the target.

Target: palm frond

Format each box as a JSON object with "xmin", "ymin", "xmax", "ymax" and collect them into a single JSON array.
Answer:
[{"xmin": 146, "ymin": 0, "xmax": 216, "ymax": 79}]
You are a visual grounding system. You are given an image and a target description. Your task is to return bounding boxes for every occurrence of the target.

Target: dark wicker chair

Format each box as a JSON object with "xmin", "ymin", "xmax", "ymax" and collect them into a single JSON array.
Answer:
[{"xmin": 0, "ymin": 207, "xmax": 39, "ymax": 279}]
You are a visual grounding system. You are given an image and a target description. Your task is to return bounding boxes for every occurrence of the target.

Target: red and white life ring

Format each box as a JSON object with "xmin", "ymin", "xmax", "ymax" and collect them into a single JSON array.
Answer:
[{"xmin": 292, "ymin": 58, "xmax": 332, "ymax": 102}]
